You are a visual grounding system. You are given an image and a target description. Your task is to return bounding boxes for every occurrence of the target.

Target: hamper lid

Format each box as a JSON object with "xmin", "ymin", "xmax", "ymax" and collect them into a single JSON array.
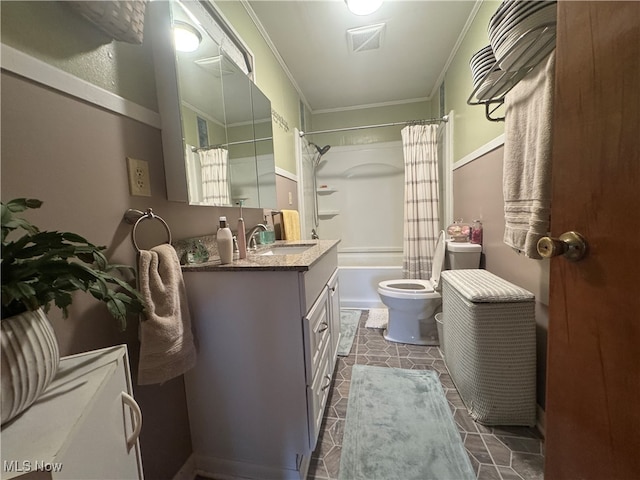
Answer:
[{"xmin": 440, "ymin": 269, "xmax": 534, "ymax": 303}]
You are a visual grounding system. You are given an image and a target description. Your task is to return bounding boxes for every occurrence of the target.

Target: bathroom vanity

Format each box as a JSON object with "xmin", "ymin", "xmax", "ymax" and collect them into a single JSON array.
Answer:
[{"xmin": 182, "ymin": 240, "xmax": 340, "ymax": 479}]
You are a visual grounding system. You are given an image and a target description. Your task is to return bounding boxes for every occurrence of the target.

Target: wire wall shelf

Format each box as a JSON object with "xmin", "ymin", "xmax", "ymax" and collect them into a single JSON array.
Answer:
[{"xmin": 468, "ymin": 23, "xmax": 556, "ymax": 122}]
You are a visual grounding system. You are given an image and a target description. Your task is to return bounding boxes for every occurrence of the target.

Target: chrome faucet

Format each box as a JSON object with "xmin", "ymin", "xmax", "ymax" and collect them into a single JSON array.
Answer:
[{"xmin": 246, "ymin": 224, "xmax": 267, "ymax": 250}]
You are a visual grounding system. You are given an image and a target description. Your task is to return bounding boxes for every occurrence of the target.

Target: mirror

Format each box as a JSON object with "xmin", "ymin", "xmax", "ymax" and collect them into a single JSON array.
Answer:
[
  {"xmin": 252, "ymin": 83, "xmax": 277, "ymax": 208},
  {"xmin": 148, "ymin": 0, "xmax": 277, "ymax": 208},
  {"xmin": 224, "ymin": 57, "xmax": 259, "ymax": 207}
]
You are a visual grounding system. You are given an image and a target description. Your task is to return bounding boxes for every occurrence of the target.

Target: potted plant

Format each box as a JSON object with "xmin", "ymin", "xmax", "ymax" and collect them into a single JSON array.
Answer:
[{"xmin": 1, "ymin": 198, "xmax": 145, "ymax": 424}]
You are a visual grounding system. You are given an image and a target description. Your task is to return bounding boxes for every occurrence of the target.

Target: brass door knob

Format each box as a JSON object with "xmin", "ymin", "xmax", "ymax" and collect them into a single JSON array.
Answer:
[{"xmin": 537, "ymin": 231, "xmax": 588, "ymax": 261}]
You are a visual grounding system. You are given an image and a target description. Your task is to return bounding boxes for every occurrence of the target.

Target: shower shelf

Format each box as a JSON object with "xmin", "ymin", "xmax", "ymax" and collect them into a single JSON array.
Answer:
[
  {"xmin": 318, "ymin": 210, "xmax": 339, "ymax": 217},
  {"xmin": 317, "ymin": 187, "xmax": 337, "ymax": 194},
  {"xmin": 467, "ymin": 23, "xmax": 556, "ymax": 122}
]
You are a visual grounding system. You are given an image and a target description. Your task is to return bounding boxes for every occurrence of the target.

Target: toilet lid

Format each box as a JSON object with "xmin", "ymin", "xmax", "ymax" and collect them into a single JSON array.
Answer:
[{"xmin": 429, "ymin": 230, "xmax": 446, "ymax": 290}]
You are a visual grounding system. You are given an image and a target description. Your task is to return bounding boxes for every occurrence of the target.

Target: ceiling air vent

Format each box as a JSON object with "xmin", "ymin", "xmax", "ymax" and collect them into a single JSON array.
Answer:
[
  {"xmin": 347, "ymin": 23, "xmax": 386, "ymax": 53},
  {"xmin": 194, "ymin": 55, "xmax": 238, "ymax": 77}
]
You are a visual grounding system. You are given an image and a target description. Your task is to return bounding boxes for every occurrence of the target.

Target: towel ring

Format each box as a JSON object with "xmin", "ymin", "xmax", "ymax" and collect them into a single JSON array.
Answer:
[{"xmin": 124, "ymin": 208, "xmax": 172, "ymax": 253}]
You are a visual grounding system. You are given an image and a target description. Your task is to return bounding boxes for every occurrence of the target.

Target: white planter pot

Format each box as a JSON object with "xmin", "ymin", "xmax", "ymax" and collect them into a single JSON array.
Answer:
[{"xmin": 1, "ymin": 309, "xmax": 60, "ymax": 425}]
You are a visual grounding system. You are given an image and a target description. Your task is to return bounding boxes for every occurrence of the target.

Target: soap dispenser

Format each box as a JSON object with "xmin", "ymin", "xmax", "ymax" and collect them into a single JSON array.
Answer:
[
  {"xmin": 216, "ymin": 216, "xmax": 233, "ymax": 264},
  {"xmin": 236, "ymin": 200, "xmax": 247, "ymax": 259}
]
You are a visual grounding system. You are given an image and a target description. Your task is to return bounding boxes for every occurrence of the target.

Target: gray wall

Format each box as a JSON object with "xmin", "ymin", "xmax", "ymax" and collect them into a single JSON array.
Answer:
[
  {"xmin": 0, "ymin": 5, "xmax": 272, "ymax": 477},
  {"xmin": 0, "ymin": 69, "xmax": 262, "ymax": 479},
  {"xmin": 453, "ymin": 145, "xmax": 549, "ymax": 409}
]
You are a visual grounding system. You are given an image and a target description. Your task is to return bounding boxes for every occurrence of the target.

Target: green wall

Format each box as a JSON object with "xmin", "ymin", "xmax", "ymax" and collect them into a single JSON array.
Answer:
[
  {"xmin": 307, "ymin": 101, "xmax": 432, "ymax": 148},
  {"xmin": 444, "ymin": 0, "xmax": 505, "ymax": 162},
  {"xmin": 181, "ymin": 106, "xmax": 226, "ymax": 148}
]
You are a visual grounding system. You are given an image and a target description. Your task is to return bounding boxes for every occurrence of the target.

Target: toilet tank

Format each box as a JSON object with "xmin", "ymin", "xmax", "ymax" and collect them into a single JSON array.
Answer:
[{"xmin": 446, "ymin": 241, "xmax": 482, "ymax": 269}]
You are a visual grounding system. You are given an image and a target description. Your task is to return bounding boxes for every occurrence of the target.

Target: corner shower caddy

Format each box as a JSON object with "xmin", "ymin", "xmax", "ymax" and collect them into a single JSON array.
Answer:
[{"xmin": 467, "ymin": 23, "xmax": 556, "ymax": 122}]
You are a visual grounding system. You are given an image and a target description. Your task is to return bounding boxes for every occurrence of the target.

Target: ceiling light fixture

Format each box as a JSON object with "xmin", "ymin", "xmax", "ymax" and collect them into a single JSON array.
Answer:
[
  {"xmin": 345, "ymin": 0, "xmax": 383, "ymax": 16},
  {"xmin": 173, "ymin": 21, "xmax": 202, "ymax": 53}
]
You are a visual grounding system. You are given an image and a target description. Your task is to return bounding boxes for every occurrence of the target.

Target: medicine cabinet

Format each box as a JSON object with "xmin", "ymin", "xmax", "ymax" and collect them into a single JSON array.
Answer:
[{"xmin": 148, "ymin": 0, "xmax": 276, "ymax": 208}]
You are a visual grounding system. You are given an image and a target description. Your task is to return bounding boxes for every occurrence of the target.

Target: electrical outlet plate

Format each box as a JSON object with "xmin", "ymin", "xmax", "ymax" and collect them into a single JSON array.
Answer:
[{"xmin": 126, "ymin": 157, "xmax": 151, "ymax": 197}]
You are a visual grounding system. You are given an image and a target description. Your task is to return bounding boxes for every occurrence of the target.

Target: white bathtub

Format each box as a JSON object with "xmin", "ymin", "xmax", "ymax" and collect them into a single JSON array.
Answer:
[{"xmin": 338, "ymin": 252, "xmax": 402, "ymax": 309}]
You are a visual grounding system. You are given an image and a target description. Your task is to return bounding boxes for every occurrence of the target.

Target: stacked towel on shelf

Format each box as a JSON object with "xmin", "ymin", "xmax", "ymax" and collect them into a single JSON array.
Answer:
[
  {"xmin": 281, "ymin": 209, "xmax": 301, "ymax": 241},
  {"xmin": 503, "ymin": 51, "xmax": 555, "ymax": 259},
  {"xmin": 137, "ymin": 243, "xmax": 196, "ymax": 385}
]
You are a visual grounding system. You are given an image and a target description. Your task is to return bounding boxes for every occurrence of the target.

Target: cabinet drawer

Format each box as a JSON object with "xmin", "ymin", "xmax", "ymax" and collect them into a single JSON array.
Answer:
[
  {"xmin": 303, "ymin": 287, "xmax": 330, "ymax": 384},
  {"xmin": 302, "ymin": 248, "xmax": 338, "ymax": 311},
  {"xmin": 307, "ymin": 342, "xmax": 332, "ymax": 451}
]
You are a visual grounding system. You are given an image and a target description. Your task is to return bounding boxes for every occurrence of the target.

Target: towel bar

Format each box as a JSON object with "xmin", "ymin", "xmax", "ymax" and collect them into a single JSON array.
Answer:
[{"xmin": 123, "ymin": 208, "xmax": 172, "ymax": 253}]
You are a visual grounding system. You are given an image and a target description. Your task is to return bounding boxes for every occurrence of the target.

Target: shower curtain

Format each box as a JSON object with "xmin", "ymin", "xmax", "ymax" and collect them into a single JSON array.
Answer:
[
  {"xmin": 401, "ymin": 124, "xmax": 440, "ymax": 279},
  {"xmin": 200, "ymin": 148, "xmax": 231, "ymax": 205}
]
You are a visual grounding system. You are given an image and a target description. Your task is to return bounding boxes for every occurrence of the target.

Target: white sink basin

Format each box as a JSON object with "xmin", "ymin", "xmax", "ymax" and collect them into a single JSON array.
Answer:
[{"xmin": 258, "ymin": 245, "xmax": 313, "ymax": 256}]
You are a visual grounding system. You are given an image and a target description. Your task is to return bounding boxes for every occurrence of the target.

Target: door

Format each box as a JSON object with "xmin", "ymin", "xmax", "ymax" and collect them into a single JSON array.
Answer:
[{"xmin": 545, "ymin": 2, "xmax": 640, "ymax": 479}]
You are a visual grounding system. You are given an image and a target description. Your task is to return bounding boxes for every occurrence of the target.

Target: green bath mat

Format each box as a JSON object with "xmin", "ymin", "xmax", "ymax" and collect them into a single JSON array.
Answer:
[
  {"xmin": 337, "ymin": 310, "xmax": 361, "ymax": 356},
  {"xmin": 339, "ymin": 365, "xmax": 475, "ymax": 480}
]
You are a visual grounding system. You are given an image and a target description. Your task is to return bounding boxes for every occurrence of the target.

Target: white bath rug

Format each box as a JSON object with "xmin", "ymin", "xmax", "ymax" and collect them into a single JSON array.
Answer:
[{"xmin": 365, "ymin": 308, "xmax": 388, "ymax": 329}]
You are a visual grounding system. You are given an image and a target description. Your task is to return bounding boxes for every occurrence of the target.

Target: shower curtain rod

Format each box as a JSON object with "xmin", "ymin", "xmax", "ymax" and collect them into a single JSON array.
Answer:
[
  {"xmin": 192, "ymin": 137, "xmax": 273, "ymax": 152},
  {"xmin": 299, "ymin": 115, "xmax": 448, "ymax": 137}
]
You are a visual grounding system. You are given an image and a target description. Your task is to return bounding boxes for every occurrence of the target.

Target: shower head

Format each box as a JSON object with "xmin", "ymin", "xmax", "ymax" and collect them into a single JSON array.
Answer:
[
  {"xmin": 317, "ymin": 144, "xmax": 331, "ymax": 156},
  {"xmin": 311, "ymin": 143, "xmax": 331, "ymax": 156}
]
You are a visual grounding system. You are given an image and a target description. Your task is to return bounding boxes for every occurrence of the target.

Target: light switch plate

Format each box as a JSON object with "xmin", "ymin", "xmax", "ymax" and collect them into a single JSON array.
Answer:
[{"xmin": 127, "ymin": 157, "xmax": 151, "ymax": 197}]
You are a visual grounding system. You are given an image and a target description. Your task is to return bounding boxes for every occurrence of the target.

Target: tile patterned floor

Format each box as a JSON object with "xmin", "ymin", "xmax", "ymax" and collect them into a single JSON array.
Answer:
[{"xmin": 307, "ymin": 310, "xmax": 545, "ymax": 480}]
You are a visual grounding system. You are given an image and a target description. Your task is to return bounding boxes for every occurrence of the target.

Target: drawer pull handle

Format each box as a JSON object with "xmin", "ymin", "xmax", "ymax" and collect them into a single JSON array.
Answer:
[
  {"xmin": 321, "ymin": 375, "xmax": 332, "ymax": 391},
  {"xmin": 122, "ymin": 392, "xmax": 143, "ymax": 452},
  {"xmin": 318, "ymin": 322, "xmax": 329, "ymax": 333}
]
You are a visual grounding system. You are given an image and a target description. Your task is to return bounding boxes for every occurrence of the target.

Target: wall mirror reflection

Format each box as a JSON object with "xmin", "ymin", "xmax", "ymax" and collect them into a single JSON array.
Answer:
[{"xmin": 149, "ymin": 0, "xmax": 277, "ymax": 208}]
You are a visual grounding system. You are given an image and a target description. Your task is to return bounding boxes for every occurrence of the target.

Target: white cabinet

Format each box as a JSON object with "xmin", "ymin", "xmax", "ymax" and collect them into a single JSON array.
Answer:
[
  {"xmin": 1, "ymin": 345, "xmax": 143, "ymax": 480},
  {"xmin": 182, "ymin": 244, "xmax": 339, "ymax": 480}
]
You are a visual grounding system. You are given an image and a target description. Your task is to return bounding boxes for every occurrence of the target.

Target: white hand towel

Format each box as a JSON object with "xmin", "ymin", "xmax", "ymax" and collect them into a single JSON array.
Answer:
[
  {"xmin": 137, "ymin": 243, "xmax": 196, "ymax": 385},
  {"xmin": 503, "ymin": 51, "xmax": 555, "ymax": 259}
]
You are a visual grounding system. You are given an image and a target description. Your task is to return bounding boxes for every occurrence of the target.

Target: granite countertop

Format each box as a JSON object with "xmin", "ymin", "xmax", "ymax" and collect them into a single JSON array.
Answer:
[{"xmin": 181, "ymin": 239, "xmax": 340, "ymax": 272}]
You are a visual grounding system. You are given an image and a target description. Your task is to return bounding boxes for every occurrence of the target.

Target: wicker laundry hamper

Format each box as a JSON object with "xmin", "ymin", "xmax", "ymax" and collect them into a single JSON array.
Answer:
[
  {"xmin": 441, "ymin": 270, "xmax": 536, "ymax": 426},
  {"xmin": 67, "ymin": 1, "xmax": 148, "ymax": 44}
]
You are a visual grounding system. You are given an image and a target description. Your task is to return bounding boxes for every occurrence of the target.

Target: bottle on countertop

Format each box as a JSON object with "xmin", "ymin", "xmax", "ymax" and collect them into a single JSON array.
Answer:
[
  {"xmin": 216, "ymin": 216, "xmax": 233, "ymax": 264},
  {"xmin": 236, "ymin": 201, "xmax": 247, "ymax": 259},
  {"xmin": 471, "ymin": 219, "xmax": 483, "ymax": 245}
]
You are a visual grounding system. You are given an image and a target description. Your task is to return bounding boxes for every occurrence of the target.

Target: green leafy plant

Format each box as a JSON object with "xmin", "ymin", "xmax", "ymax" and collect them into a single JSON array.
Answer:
[{"xmin": 1, "ymin": 198, "xmax": 145, "ymax": 330}]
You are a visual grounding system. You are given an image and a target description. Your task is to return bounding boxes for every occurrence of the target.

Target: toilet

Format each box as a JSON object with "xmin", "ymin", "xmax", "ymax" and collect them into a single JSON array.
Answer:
[{"xmin": 377, "ymin": 231, "xmax": 482, "ymax": 345}]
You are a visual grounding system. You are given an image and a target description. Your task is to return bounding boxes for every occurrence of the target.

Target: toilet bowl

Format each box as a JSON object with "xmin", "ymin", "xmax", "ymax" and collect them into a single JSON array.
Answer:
[
  {"xmin": 377, "ymin": 231, "xmax": 446, "ymax": 345},
  {"xmin": 377, "ymin": 231, "xmax": 481, "ymax": 345}
]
